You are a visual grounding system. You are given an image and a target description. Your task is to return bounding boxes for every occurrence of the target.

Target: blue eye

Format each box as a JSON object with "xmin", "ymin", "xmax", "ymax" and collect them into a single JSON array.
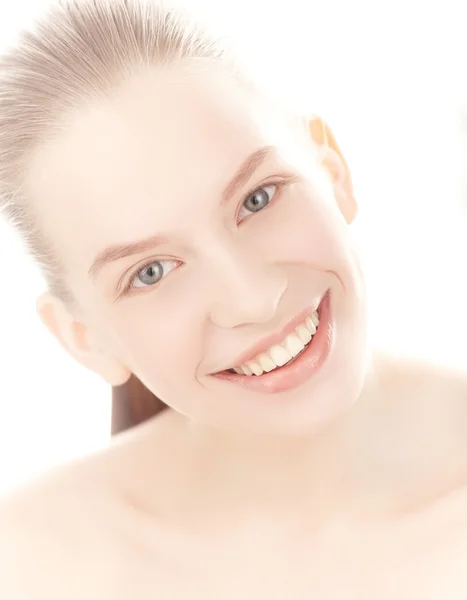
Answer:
[
  {"xmin": 134, "ymin": 262, "xmax": 164, "ymax": 287},
  {"xmin": 238, "ymin": 184, "xmax": 277, "ymax": 222},
  {"xmin": 127, "ymin": 259, "xmax": 179, "ymax": 292}
]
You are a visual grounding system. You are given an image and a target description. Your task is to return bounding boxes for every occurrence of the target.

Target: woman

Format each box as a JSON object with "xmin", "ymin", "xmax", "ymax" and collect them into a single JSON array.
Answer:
[{"xmin": 1, "ymin": 1, "xmax": 467, "ymax": 598}]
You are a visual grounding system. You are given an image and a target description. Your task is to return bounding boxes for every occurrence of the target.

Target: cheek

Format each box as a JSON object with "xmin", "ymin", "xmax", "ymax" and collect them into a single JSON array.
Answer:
[
  {"xmin": 255, "ymin": 191, "xmax": 354, "ymax": 266},
  {"xmin": 109, "ymin": 295, "xmax": 204, "ymax": 387}
]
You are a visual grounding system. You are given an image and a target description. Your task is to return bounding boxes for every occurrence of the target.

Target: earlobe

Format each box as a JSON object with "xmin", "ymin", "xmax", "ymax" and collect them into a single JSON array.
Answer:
[
  {"xmin": 36, "ymin": 292, "xmax": 131, "ymax": 387},
  {"xmin": 308, "ymin": 116, "xmax": 358, "ymax": 224}
]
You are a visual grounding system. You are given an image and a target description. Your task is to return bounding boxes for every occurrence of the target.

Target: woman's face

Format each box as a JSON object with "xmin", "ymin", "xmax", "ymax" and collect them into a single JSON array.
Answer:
[{"xmin": 29, "ymin": 62, "xmax": 368, "ymax": 434}]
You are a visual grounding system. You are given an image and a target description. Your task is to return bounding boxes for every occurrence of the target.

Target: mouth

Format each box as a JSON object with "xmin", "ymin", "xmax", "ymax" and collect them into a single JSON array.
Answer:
[{"xmin": 211, "ymin": 290, "xmax": 333, "ymax": 394}]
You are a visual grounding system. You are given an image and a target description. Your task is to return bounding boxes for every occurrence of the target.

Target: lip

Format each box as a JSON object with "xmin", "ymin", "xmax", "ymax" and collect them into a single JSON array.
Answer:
[
  {"xmin": 214, "ymin": 296, "xmax": 325, "ymax": 374},
  {"xmin": 211, "ymin": 290, "xmax": 332, "ymax": 394}
]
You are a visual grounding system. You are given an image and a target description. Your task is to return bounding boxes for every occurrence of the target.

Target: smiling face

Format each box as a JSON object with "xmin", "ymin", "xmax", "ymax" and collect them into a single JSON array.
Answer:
[{"xmin": 30, "ymin": 61, "xmax": 368, "ymax": 434}]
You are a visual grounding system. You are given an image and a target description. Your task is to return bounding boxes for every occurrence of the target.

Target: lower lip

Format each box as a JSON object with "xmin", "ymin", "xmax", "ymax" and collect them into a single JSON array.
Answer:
[{"xmin": 212, "ymin": 291, "xmax": 333, "ymax": 394}]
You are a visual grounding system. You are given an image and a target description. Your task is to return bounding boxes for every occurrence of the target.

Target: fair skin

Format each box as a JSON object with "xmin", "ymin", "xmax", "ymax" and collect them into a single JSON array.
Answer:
[{"xmin": 1, "ymin": 61, "xmax": 467, "ymax": 599}]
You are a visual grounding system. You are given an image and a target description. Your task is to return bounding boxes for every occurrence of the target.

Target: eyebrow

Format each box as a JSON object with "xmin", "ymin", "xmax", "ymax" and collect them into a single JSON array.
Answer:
[
  {"xmin": 221, "ymin": 145, "xmax": 276, "ymax": 205},
  {"xmin": 88, "ymin": 145, "xmax": 277, "ymax": 279}
]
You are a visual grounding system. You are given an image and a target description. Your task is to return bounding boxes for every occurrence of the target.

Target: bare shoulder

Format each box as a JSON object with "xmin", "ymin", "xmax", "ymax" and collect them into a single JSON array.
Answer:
[
  {"xmin": 0, "ymin": 422, "xmax": 160, "ymax": 600},
  {"xmin": 377, "ymin": 351, "xmax": 467, "ymax": 442},
  {"xmin": 0, "ymin": 409, "xmax": 182, "ymax": 598},
  {"xmin": 409, "ymin": 355, "xmax": 467, "ymax": 395},
  {"xmin": 374, "ymin": 350, "xmax": 467, "ymax": 408},
  {"xmin": 1, "ymin": 477, "xmax": 98, "ymax": 599},
  {"xmin": 360, "ymin": 352, "xmax": 467, "ymax": 501},
  {"xmin": 0, "ymin": 473, "xmax": 76, "ymax": 599}
]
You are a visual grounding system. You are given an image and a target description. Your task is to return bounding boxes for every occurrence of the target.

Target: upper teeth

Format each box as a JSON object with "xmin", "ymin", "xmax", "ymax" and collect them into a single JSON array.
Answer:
[{"xmin": 232, "ymin": 311, "xmax": 320, "ymax": 376}]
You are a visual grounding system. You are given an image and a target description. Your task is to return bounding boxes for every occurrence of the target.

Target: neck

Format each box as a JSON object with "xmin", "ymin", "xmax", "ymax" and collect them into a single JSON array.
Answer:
[{"xmin": 182, "ymin": 352, "xmax": 386, "ymax": 525}]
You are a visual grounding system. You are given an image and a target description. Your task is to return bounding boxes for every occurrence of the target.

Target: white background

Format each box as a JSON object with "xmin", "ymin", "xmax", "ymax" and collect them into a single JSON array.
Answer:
[{"xmin": 1, "ymin": 0, "xmax": 467, "ymax": 493}]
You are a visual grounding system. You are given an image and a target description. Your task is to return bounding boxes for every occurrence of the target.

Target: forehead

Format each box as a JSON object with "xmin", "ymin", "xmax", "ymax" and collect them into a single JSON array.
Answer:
[{"xmin": 25, "ymin": 63, "xmax": 304, "ymax": 269}]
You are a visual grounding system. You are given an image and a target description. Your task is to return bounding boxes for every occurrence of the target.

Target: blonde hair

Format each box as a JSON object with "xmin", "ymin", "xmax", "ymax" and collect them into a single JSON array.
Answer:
[{"xmin": 0, "ymin": 0, "xmax": 241, "ymax": 308}]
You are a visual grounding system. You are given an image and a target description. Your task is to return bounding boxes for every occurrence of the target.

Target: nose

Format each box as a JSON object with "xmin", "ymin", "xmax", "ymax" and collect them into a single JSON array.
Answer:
[{"xmin": 207, "ymin": 246, "xmax": 287, "ymax": 329}]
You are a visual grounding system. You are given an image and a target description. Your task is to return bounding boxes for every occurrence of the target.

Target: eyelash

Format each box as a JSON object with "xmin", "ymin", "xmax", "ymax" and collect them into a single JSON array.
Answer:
[
  {"xmin": 119, "ymin": 174, "xmax": 298, "ymax": 298},
  {"xmin": 235, "ymin": 176, "xmax": 295, "ymax": 223},
  {"xmin": 119, "ymin": 258, "xmax": 181, "ymax": 298}
]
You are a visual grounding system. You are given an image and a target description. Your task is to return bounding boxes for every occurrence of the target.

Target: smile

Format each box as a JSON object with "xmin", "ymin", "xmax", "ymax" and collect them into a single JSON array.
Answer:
[
  {"xmin": 229, "ymin": 311, "xmax": 319, "ymax": 376},
  {"xmin": 212, "ymin": 291, "xmax": 333, "ymax": 394}
]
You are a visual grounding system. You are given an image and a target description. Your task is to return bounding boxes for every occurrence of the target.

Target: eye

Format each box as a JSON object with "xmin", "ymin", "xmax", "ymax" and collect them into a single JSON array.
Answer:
[
  {"xmin": 125, "ymin": 259, "xmax": 179, "ymax": 292},
  {"xmin": 238, "ymin": 184, "xmax": 278, "ymax": 223}
]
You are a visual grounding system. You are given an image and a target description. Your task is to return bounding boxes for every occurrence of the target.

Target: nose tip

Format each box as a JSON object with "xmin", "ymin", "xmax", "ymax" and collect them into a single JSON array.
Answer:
[{"xmin": 209, "ymin": 269, "xmax": 287, "ymax": 329}]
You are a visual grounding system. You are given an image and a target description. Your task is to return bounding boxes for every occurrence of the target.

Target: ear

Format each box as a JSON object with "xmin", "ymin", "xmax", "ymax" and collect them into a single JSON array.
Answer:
[
  {"xmin": 308, "ymin": 116, "xmax": 357, "ymax": 224},
  {"xmin": 36, "ymin": 292, "xmax": 131, "ymax": 387}
]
